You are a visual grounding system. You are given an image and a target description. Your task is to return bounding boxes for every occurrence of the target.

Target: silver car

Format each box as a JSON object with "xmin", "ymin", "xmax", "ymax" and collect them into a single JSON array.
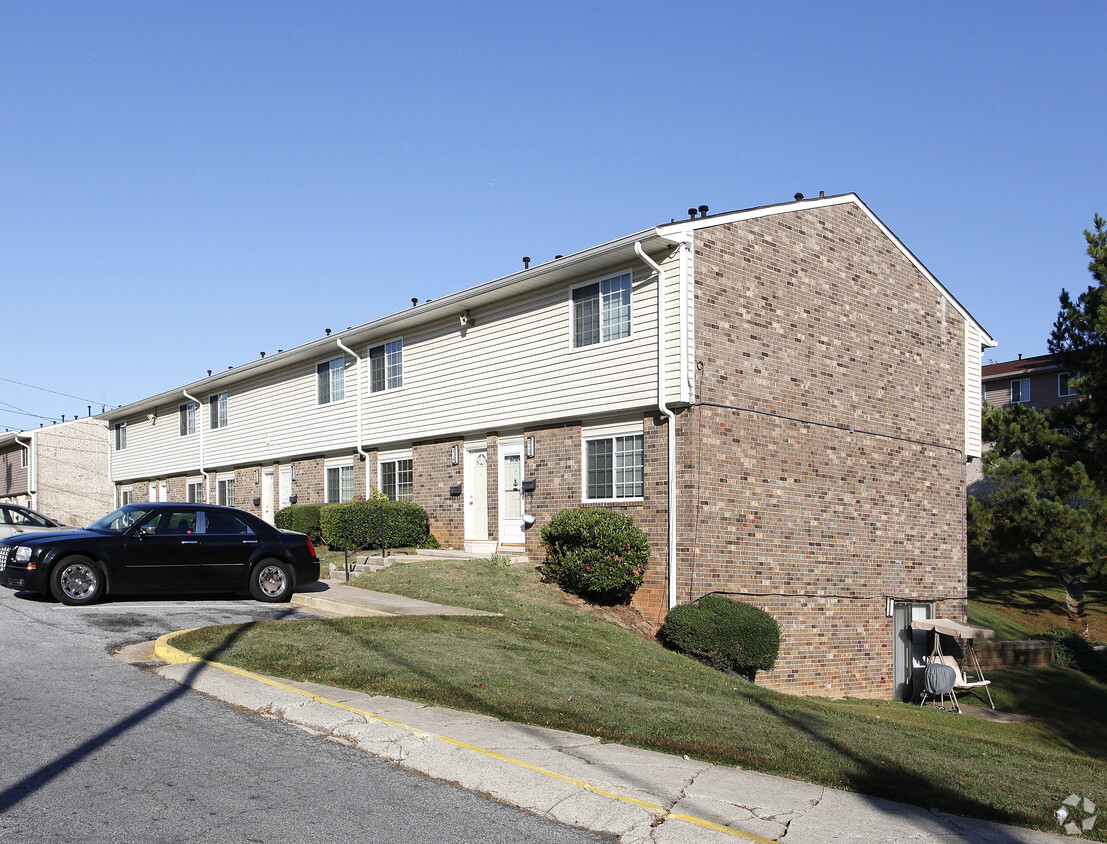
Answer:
[{"xmin": 0, "ymin": 504, "xmax": 67, "ymax": 540}]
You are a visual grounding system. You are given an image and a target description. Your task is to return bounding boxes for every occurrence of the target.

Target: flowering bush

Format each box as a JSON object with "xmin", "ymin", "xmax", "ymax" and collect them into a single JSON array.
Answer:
[{"xmin": 539, "ymin": 508, "xmax": 649, "ymax": 602}]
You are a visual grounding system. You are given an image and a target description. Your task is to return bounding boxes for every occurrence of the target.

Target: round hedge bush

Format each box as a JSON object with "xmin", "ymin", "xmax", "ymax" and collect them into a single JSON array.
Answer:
[
  {"xmin": 660, "ymin": 595, "xmax": 781, "ymax": 680},
  {"xmin": 539, "ymin": 508, "xmax": 649, "ymax": 602}
]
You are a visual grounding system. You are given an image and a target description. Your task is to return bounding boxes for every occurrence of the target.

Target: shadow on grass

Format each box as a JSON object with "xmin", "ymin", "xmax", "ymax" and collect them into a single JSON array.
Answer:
[
  {"xmin": 988, "ymin": 667, "xmax": 1107, "ymax": 758},
  {"xmin": 0, "ymin": 607, "xmax": 299, "ymax": 814}
]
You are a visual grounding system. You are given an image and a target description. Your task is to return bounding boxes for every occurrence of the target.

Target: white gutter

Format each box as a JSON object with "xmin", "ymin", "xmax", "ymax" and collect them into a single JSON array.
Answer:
[
  {"xmin": 182, "ymin": 390, "xmax": 209, "ymax": 500},
  {"xmin": 15, "ymin": 434, "xmax": 34, "ymax": 506},
  {"xmin": 634, "ymin": 242, "xmax": 678, "ymax": 610},
  {"xmin": 336, "ymin": 339, "xmax": 369, "ymax": 472}
]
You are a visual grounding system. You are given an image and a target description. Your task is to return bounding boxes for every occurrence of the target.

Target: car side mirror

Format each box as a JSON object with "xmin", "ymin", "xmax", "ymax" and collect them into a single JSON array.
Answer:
[{"xmin": 138, "ymin": 524, "xmax": 157, "ymax": 536}]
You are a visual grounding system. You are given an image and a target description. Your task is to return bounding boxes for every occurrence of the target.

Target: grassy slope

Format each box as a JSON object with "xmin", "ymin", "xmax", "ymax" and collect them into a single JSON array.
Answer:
[
  {"xmin": 174, "ymin": 558, "xmax": 1107, "ymax": 838},
  {"xmin": 967, "ymin": 559, "xmax": 1107, "ymax": 642}
]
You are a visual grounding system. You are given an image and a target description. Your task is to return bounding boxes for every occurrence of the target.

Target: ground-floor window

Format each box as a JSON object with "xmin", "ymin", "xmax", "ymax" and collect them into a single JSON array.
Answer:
[
  {"xmin": 217, "ymin": 475, "xmax": 235, "ymax": 507},
  {"xmin": 584, "ymin": 432, "xmax": 643, "ymax": 501},
  {"xmin": 187, "ymin": 478, "xmax": 204, "ymax": 503},
  {"xmin": 326, "ymin": 463, "xmax": 355, "ymax": 503},
  {"xmin": 120, "ymin": 487, "xmax": 133, "ymax": 506},
  {"xmin": 379, "ymin": 455, "xmax": 413, "ymax": 502}
]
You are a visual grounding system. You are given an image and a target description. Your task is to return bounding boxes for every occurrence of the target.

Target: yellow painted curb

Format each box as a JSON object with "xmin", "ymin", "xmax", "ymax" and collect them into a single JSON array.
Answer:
[{"xmin": 155, "ymin": 629, "xmax": 776, "ymax": 843}]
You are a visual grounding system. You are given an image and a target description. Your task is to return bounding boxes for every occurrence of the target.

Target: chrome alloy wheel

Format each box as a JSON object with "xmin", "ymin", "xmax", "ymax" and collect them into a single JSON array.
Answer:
[
  {"xmin": 59, "ymin": 563, "xmax": 98, "ymax": 601},
  {"xmin": 257, "ymin": 564, "xmax": 288, "ymax": 598}
]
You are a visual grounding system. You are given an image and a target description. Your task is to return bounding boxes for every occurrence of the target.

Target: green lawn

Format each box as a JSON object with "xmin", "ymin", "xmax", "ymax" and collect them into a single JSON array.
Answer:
[
  {"xmin": 172, "ymin": 557, "xmax": 1106, "ymax": 838},
  {"xmin": 967, "ymin": 559, "xmax": 1107, "ymax": 642}
]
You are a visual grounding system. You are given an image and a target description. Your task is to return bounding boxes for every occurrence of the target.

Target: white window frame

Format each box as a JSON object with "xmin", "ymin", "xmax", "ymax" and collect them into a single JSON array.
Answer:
[
  {"xmin": 571, "ymin": 270, "xmax": 633, "ymax": 350},
  {"xmin": 325, "ymin": 459, "xmax": 355, "ymax": 503},
  {"xmin": 120, "ymin": 487, "xmax": 133, "ymax": 506},
  {"xmin": 187, "ymin": 477, "xmax": 205, "ymax": 503},
  {"xmin": 20, "ymin": 448, "xmax": 28, "ymax": 468},
  {"xmin": 581, "ymin": 420, "xmax": 644, "ymax": 502},
  {"xmin": 317, "ymin": 356, "xmax": 346, "ymax": 405},
  {"xmin": 378, "ymin": 449, "xmax": 414, "ymax": 502},
  {"xmin": 179, "ymin": 402, "xmax": 197, "ymax": 437},
  {"xmin": 1059, "ymin": 372, "xmax": 1079, "ymax": 398},
  {"xmin": 369, "ymin": 338, "xmax": 404, "ymax": 393},
  {"xmin": 216, "ymin": 473, "xmax": 236, "ymax": 507},
  {"xmin": 1011, "ymin": 378, "xmax": 1030, "ymax": 404},
  {"xmin": 115, "ymin": 422, "xmax": 127, "ymax": 451},
  {"xmin": 209, "ymin": 392, "xmax": 228, "ymax": 429}
]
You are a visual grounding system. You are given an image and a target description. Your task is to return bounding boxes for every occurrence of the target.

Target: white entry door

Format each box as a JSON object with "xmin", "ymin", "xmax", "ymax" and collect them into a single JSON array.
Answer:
[
  {"xmin": 261, "ymin": 470, "xmax": 275, "ymax": 523},
  {"xmin": 159, "ymin": 481, "xmax": 168, "ymax": 502},
  {"xmin": 499, "ymin": 441, "xmax": 524, "ymax": 546},
  {"xmin": 279, "ymin": 465, "xmax": 292, "ymax": 509},
  {"xmin": 148, "ymin": 482, "xmax": 157, "ymax": 502},
  {"xmin": 464, "ymin": 446, "xmax": 489, "ymax": 550}
]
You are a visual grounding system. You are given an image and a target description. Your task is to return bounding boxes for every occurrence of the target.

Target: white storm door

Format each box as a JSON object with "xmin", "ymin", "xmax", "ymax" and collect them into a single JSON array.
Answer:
[
  {"xmin": 159, "ymin": 481, "xmax": 168, "ymax": 502},
  {"xmin": 499, "ymin": 442, "xmax": 524, "ymax": 546},
  {"xmin": 464, "ymin": 447, "xmax": 488, "ymax": 542},
  {"xmin": 148, "ymin": 482, "xmax": 157, "ymax": 502},
  {"xmin": 279, "ymin": 466, "xmax": 292, "ymax": 509},
  {"xmin": 261, "ymin": 470, "xmax": 275, "ymax": 524}
]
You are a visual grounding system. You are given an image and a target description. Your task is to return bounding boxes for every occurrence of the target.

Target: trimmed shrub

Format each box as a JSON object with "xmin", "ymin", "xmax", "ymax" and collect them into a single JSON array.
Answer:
[
  {"xmin": 274, "ymin": 504, "xmax": 324, "ymax": 543},
  {"xmin": 319, "ymin": 499, "xmax": 435, "ymax": 551},
  {"xmin": 1034, "ymin": 627, "xmax": 1107, "ymax": 676},
  {"xmin": 660, "ymin": 595, "xmax": 781, "ymax": 681},
  {"xmin": 539, "ymin": 508, "xmax": 649, "ymax": 602}
]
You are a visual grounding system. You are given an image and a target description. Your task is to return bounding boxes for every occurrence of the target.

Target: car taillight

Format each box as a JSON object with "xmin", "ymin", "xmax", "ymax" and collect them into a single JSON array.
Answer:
[{"xmin": 306, "ymin": 537, "xmax": 316, "ymax": 558}]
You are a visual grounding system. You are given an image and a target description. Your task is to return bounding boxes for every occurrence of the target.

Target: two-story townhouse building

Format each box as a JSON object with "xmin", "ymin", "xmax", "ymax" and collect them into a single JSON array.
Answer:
[
  {"xmin": 101, "ymin": 193, "xmax": 994, "ymax": 699},
  {"xmin": 981, "ymin": 353, "xmax": 1081, "ymax": 412},
  {"xmin": 0, "ymin": 417, "xmax": 113, "ymax": 526}
]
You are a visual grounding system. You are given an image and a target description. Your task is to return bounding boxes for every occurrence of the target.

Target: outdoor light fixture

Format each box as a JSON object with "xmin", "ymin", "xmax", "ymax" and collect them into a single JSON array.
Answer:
[
  {"xmin": 451, "ymin": 445, "xmax": 459, "ymax": 465},
  {"xmin": 254, "ymin": 469, "xmax": 260, "ymax": 484},
  {"xmin": 525, "ymin": 436, "xmax": 535, "ymax": 458},
  {"xmin": 291, "ymin": 465, "xmax": 297, "ymax": 481}
]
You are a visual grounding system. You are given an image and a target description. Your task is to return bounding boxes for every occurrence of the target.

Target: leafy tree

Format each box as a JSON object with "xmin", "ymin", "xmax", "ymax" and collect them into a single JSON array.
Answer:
[{"xmin": 969, "ymin": 215, "xmax": 1107, "ymax": 633}]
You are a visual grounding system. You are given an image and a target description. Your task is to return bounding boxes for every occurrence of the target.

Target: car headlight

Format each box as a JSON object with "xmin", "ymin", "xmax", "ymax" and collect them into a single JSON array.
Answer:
[{"xmin": 14, "ymin": 546, "xmax": 32, "ymax": 562}]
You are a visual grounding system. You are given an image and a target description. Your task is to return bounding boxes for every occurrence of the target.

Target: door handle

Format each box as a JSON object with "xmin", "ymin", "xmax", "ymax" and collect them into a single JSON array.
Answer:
[
  {"xmin": 182, "ymin": 540, "xmax": 198, "ymax": 544},
  {"xmin": 242, "ymin": 540, "xmax": 258, "ymax": 544}
]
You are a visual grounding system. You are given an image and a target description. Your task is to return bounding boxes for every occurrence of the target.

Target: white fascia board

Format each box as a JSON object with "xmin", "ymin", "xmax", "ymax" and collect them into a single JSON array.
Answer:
[
  {"xmin": 101, "ymin": 228, "xmax": 682, "ymax": 422},
  {"xmin": 659, "ymin": 193, "xmax": 997, "ymax": 349}
]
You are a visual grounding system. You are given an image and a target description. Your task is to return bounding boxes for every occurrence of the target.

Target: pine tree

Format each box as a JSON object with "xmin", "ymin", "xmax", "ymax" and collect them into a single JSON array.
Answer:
[{"xmin": 969, "ymin": 215, "xmax": 1107, "ymax": 633}]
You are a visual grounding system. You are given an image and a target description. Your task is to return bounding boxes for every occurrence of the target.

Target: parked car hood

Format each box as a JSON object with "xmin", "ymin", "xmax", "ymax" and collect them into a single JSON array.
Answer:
[{"xmin": 0, "ymin": 528, "xmax": 112, "ymax": 546}]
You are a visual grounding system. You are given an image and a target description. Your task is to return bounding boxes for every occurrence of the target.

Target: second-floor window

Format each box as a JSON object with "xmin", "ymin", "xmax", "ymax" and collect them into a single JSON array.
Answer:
[
  {"xmin": 1010, "ymin": 378, "xmax": 1030, "ymax": 404},
  {"xmin": 369, "ymin": 339, "xmax": 403, "ymax": 392},
  {"xmin": 115, "ymin": 422, "xmax": 127, "ymax": 451},
  {"xmin": 179, "ymin": 402, "xmax": 196, "ymax": 436},
  {"xmin": 573, "ymin": 272, "xmax": 631, "ymax": 348},
  {"xmin": 210, "ymin": 392, "xmax": 228, "ymax": 429},
  {"xmin": 1059, "ymin": 372, "xmax": 1080, "ymax": 397},
  {"xmin": 317, "ymin": 357, "xmax": 346, "ymax": 404}
]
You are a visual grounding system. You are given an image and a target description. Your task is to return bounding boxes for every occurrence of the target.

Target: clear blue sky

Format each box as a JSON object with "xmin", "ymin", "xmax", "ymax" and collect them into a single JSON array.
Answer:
[{"xmin": 2, "ymin": 1, "xmax": 1103, "ymax": 430}]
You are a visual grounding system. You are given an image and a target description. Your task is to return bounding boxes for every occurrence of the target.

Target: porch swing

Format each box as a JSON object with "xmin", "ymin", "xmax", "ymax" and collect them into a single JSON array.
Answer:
[{"xmin": 911, "ymin": 618, "xmax": 996, "ymax": 712}]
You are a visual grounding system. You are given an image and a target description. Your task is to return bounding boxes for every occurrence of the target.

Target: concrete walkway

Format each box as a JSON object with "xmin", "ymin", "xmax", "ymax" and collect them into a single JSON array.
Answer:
[{"xmin": 135, "ymin": 581, "xmax": 1069, "ymax": 844}]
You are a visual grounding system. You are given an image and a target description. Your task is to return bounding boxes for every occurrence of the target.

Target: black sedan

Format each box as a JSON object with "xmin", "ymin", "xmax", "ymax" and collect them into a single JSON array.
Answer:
[{"xmin": 0, "ymin": 503, "xmax": 319, "ymax": 605}]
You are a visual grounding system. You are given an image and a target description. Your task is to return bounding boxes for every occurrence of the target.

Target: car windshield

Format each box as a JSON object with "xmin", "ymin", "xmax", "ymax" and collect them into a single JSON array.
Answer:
[{"xmin": 88, "ymin": 506, "xmax": 156, "ymax": 532}]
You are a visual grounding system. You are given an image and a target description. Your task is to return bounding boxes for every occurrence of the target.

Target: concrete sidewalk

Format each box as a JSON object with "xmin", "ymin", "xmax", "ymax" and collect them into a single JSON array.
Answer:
[{"xmin": 137, "ymin": 581, "xmax": 1069, "ymax": 844}]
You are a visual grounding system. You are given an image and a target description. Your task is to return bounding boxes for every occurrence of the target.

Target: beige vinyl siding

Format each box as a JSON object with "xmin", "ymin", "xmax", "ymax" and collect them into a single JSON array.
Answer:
[
  {"xmin": 203, "ymin": 355, "xmax": 356, "ymax": 468},
  {"xmin": 964, "ymin": 322, "xmax": 983, "ymax": 458},
  {"xmin": 108, "ymin": 250, "xmax": 685, "ymax": 477},
  {"xmin": 362, "ymin": 259, "xmax": 681, "ymax": 444}
]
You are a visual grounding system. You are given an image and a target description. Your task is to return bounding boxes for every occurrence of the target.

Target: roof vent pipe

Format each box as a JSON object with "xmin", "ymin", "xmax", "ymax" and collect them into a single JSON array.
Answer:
[
  {"xmin": 522, "ymin": 257, "xmax": 530, "ymax": 269},
  {"xmin": 794, "ymin": 192, "xmax": 804, "ymax": 201},
  {"xmin": 411, "ymin": 298, "xmax": 418, "ymax": 307},
  {"xmin": 698, "ymin": 205, "xmax": 709, "ymax": 218},
  {"xmin": 325, "ymin": 328, "xmax": 331, "ymax": 336},
  {"xmin": 687, "ymin": 208, "xmax": 697, "ymax": 220}
]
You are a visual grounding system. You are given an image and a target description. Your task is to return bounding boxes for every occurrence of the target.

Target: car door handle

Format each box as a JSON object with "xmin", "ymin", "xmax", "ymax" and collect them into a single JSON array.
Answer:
[
  {"xmin": 181, "ymin": 540, "xmax": 198, "ymax": 544},
  {"xmin": 242, "ymin": 540, "xmax": 257, "ymax": 544}
]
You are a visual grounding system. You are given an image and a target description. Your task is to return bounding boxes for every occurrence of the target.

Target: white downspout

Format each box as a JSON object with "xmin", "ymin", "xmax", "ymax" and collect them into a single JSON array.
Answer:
[
  {"xmin": 336, "ymin": 340, "xmax": 369, "ymax": 479},
  {"xmin": 635, "ymin": 242, "xmax": 678, "ymax": 610},
  {"xmin": 182, "ymin": 390, "xmax": 209, "ymax": 500},
  {"xmin": 15, "ymin": 434, "xmax": 34, "ymax": 508}
]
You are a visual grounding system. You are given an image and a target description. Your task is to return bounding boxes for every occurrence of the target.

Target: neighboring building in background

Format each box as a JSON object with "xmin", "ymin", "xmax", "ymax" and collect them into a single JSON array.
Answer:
[
  {"xmin": 100, "ymin": 193, "xmax": 994, "ymax": 700},
  {"xmin": 981, "ymin": 353, "xmax": 1081, "ymax": 412},
  {"xmin": 0, "ymin": 418, "xmax": 113, "ymax": 527}
]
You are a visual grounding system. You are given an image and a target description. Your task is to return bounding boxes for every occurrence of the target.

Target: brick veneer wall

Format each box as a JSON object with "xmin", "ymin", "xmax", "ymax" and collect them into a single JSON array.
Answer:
[
  {"xmin": 680, "ymin": 205, "xmax": 969, "ymax": 698},
  {"xmin": 412, "ymin": 438, "xmax": 465, "ymax": 548}
]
